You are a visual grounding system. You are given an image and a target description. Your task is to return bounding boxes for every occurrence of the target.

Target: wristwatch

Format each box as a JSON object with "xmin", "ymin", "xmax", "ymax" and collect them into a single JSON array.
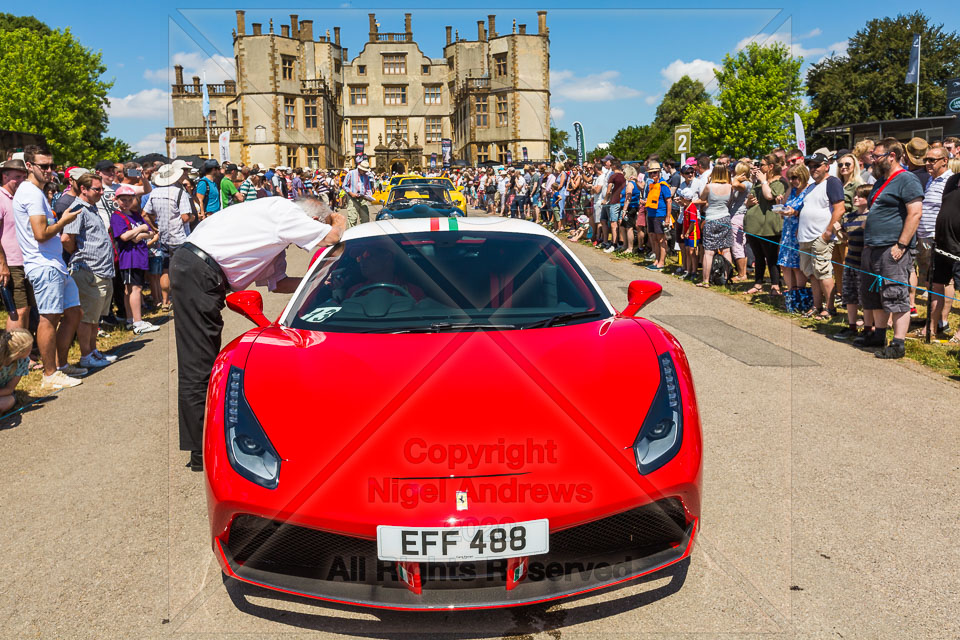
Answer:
[{"xmin": 896, "ymin": 241, "xmax": 908, "ymax": 250}]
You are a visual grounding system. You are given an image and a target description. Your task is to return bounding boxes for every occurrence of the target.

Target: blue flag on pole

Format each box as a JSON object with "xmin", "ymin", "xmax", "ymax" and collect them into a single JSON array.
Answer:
[{"xmin": 905, "ymin": 34, "xmax": 920, "ymax": 84}]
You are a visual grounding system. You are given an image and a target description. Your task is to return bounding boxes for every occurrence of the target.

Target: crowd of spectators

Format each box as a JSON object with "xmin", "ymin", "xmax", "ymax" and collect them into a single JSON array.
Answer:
[{"xmin": 0, "ymin": 132, "xmax": 956, "ymax": 402}]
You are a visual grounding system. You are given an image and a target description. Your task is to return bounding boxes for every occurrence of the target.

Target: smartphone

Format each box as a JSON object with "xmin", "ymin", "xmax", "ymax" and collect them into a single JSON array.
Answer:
[
  {"xmin": 126, "ymin": 169, "xmax": 142, "ymax": 178},
  {"xmin": 0, "ymin": 283, "xmax": 15, "ymax": 314}
]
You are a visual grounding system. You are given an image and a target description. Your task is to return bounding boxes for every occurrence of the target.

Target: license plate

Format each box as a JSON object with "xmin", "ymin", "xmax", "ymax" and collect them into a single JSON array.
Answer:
[{"xmin": 377, "ymin": 519, "xmax": 549, "ymax": 562}]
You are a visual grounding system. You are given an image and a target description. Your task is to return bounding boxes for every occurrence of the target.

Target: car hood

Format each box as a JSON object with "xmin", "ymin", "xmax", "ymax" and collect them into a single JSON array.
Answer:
[{"xmin": 241, "ymin": 318, "xmax": 663, "ymax": 532}]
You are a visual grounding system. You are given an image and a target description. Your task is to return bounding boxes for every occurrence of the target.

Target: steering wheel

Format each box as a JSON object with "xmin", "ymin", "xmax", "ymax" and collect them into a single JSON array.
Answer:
[{"xmin": 348, "ymin": 282, "xmax": 415, "ymax": 300}]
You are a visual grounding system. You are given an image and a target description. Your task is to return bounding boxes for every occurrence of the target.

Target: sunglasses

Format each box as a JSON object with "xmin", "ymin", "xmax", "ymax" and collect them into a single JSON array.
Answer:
[
  {"xmin": 838, "ymin": 162, "xmax": 853, "ymax": 168},
  {"xmin": 923, "ymin": 157, "xmax": 943, "ymax": 163},
  {"xmin": 30, "ymin": 162, "xmax": 54, "ymax": 170},
  {"xmin": 89, "ymin": 186, "xmax": 104, "ymax": 192}
]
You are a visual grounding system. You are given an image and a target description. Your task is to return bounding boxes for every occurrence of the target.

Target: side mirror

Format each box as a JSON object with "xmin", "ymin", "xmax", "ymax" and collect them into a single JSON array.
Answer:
[
  {"xmin": 620, "ymin": 280, "xmax": 662, "ymax": 317},
  {"xmin": 226, "ymin": 291, "xmax": 271, "ymax": 327}
]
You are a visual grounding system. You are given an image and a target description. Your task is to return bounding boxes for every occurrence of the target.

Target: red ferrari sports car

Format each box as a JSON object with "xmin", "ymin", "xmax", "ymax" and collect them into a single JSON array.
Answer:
[{"xmin": 205, "ymin": 217, "xmax": 702, "ymax": 610}]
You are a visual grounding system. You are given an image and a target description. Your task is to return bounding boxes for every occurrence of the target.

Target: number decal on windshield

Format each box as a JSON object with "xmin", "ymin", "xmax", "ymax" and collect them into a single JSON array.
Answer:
[{"xmin": 300, "ymin": 306, "xmax": 341, "ymax": 323}]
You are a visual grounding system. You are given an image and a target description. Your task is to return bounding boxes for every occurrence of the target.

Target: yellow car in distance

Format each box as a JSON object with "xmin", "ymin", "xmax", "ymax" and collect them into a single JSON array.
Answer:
[
  {"xmin": 372, "ymin": 173, "xmax": 420, "ymax": 203},
  {"xmin": 396, "ymin": 176, "xmax": 467, "ymax": 214}
]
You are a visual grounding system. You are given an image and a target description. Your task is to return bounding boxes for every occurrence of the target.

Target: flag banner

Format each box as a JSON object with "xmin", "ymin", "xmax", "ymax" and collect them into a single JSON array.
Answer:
[
  {"xmin": 946, "ymin": 77, "xmax": 960, "ymax": 115},
  {"xmin": 218, "ymin": 130, "xmax": 230, "ymax": 163},
  {"xmin": 793, "ymin": 113, "xmax": 806, "ymax": 156},
  {"xmin": 905, "ymin": 34, "xmax": 920, "ymax": 84},
  {"xmin": 355, "ymin": 141, "xmax": 364, "ymax": 165},
  {"xmin": 506, "ymin": 150, "xmax": 513, "ymax": 165},
  {"xmin": 441, "ymin": 138, "xmax": 452, "ymax": 168},
  {"xmin": 430, "ymin": 153, "xmax": 437, "ymax": 169},
  {"xmin": 169, "ymin": 137, "xmax": 177, "ymax": 160},
  {"xmin": 522, "ymin": 146, "xmax": 528, "ymax": 162},
  {"xmin": 201, "ymin": 74, "xmax": 209, "ymax": 119},
  {"xmin": 573, "ymin": 121, "xmax": 585, "ymax": 165}
]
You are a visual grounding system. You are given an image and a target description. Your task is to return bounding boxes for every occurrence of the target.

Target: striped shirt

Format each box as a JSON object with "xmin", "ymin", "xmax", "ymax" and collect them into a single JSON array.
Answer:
[
  {"xmin": 63, "ymin": 199, "xmax": 116, "ymax": 278},
  {"xmin": 842, "ymin": 209, "xmax": 868, "ymax": 269},
  {"xmin": 918, "ymin": 169, "xmax": 953, "ymax": 239},
  {"xmin": 238, "ymin": 178, "xmax": 258, "ymax": 203},
  {"xmin": 143, "ymin": 185, "xmax": 192, "ymax": 249}
]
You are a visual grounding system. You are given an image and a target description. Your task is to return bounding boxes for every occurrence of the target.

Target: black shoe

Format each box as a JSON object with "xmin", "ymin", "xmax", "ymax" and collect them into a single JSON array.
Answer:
[
  {"xmin": 853, "ymin": 330, "xmax": 885, "ymax": 348},
  {"xmin": 831, "ymin": 326, "xmax": 859, "ymax": 341},
  {"xmin": 874, "ymin": 341, "xmax": 905, "ymax": 359},
  {"xmin": 188, "ymin": 450, "xmax": 203, "ymax": 472}
]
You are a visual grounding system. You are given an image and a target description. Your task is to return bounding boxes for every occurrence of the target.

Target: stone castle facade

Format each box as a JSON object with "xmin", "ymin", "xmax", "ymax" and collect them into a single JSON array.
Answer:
[{"xmin": 167, "ymin": 11, "xmax": 551, "ymax": 171}]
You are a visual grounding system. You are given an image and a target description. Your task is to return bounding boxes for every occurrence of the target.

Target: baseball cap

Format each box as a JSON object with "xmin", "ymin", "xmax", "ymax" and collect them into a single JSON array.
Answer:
[
  {"xmin": 223, "ymin": 162, "xmax": 238, "ymax": 172},
  {"xmin": 680, "ymin": 164, "xmax": 695, "ymax": 174},
  {"xmin": 114, "ymin": 184, "xmax": 137, "ymax": 197},
  {"xmin": 67, "ymin": 166, "xmax": 90, "ymax": 181},
  {"xmin": 171, "ymin": 159, "xmax": 192, "ymax": 171},
  {"xmin": 202, "ymin": 159, "xmax": 220, "ymax": 172},
  {"xmin": 95, "ymin": 159, "xmax": 116, "ymax": 172},
  {"xmin": 805, "ymin": 152, "xmax": 830, "ymax": 166},
  {"xmin": 684, "ymin": 157, "xmax": 697, "ymax": 166}
]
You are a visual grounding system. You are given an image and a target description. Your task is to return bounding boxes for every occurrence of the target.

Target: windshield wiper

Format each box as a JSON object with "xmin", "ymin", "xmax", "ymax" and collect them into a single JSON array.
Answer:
[
  {"xmin": 389, "ymin": 322, "xmax": 518, "ymax": 333},
  {"xmin": 521, "ymin": 310, "xmax": 605, "ymax": 329}
]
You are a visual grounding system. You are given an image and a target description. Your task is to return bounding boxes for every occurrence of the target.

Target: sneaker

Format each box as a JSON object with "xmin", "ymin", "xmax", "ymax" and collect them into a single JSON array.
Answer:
[
  {"xmin": 831, "ymin": 326, "xmax": 859, "ymax": 341},
  {"xmin": 909, "ymin": 307, "xmax": 919, "ymax": 318},
  {"xmin": 133, "ymin": 320, "xmax": 160, "ymax": 335},
  {"xmin": 97, "ymin": 329, "xmax": 111, "ymax": 338},
  {"xmin": 94, "ymin": 350, "xmax": 118, "ymax": 363},
  {"xmin": 42, "ymin": 370, "xmax": 83, "ymax": 389},
  {"xmin": 603, "ymin": 244, "xmax": 616, "ymax": 253},
  {"xmin": 58, "ymin": 363, "xmax": 88, "ymax": 377},
  {"xmin": 79, "ymin": 353, "xmax": 110, "ymax": 369},
  {"xmin": 875, "ymin": 341, "xmax": 905, "ymax": 359}
]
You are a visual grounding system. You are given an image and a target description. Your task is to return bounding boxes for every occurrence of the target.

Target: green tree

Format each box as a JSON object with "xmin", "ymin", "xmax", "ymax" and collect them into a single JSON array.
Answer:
[
  {"xmin": 550, "ymin": 126, "xmax": 569, "ymax": 154},
  {"xmin": 0, "ymin": 12, "xmax": 51, "ymax": 35},
  {"xmin": 0, "ymin": 23, "xmax": 119, "ymax": 165},
  {"xmin": 684, "ymin": 43, "xmax": 814, "ymax": 158},
  {"xmin": 93, "ymin": 136, "xmax": 135, "ymax": 163},
  {"xmin": 807, "ymin": 11, "xmax": 960, "ymax": 130},
  {"xmin": 604, "ymin": 124, "xmax": 658, "ymax": 161}
]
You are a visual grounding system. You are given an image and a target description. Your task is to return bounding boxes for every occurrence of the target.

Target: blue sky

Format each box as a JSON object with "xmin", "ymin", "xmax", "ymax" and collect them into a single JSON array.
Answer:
[{"xmin": 22, "ymin": 1, "xmax": 958, "ymax": 156}]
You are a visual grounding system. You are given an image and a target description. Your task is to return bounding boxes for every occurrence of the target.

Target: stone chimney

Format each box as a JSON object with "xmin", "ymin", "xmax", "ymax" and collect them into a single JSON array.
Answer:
[
  {"xmin": 192, "ymin": 76, "xmax": 200, "ymax": 92},
  {"xmin": 445, "ymin": 26, "xmax": 452, "ymax": 46},
  {"xmin": 488, "ymin": 15, "xmax": 496, "ymax": 38},
  {"xmin": 235, "ymin": 10, "xmax": 245, "ymax": 35},
  {"xmin": 404, "ymin": 13, "xmax": 412, "ymax": 36},
  {"xmin": 537, "ymin": 11, "xmax": 547, "ymax": 35},
  {"xmin": 281, "ymin": 24, "xmax": 289, "ymax": 37},
  {"xmin": 368, "ymin": 13, "xmax": 378, "ymax": 42},
  {"xmin": 519, "ymin": 24, "xmax": 526, "ymax": 35},
  {"xmin": 477, "ymin": 20, "xmax": 486, "ymax": 42},
  {"xmin": 174, "ymin": 64, "xmax": 184, "ymax": 85},
  {"xmin": 290, "ymin": 15, "xmax": 298, "ymax": 39},
  {"xmin": 512, "ymin": 19, "xmax": 516, "ymax": 34},
  {"xmin": 252, "ymin": 23, "xmax": 262, "ymax": 36},
  {"xmin": 269, "ymin": 19, "xmax": 274, "ymax": 34},
  {"xmin": 334, "ymin": 26, "xmax": 341, "ymax": 45},
  {"xmin": 300, "ymin": 19, "xmax": 313, "ymax": 41}
]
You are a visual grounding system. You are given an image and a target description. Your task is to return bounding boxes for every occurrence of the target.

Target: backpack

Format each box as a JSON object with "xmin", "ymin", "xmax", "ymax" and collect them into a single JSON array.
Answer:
[{"xmin": 709, "ymin": 255, "xmax": 734, "ymax": 286}]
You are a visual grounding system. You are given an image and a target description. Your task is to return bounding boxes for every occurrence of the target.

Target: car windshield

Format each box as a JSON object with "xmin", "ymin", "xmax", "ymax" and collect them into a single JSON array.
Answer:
[
  {"xmin": 287, "ymin": 231, "xmax": 608, "ymax": 333},
  {"xmin": 387, "ymin": 185, "xmax": 452, "ymax": 205}
]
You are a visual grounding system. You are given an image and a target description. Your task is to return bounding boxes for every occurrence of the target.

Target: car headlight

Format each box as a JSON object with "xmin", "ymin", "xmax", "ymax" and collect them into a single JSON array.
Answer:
[
  {"xmin": 377, "ymin": 212, "xmax": 395, "ymax": 220},
  {"xmin": 632, "ymin": 353, "xmax": 683, "ymax": 475},
  {"xmin": 225, "ymin": 366, "xmax": 281, "ymax": 489}
]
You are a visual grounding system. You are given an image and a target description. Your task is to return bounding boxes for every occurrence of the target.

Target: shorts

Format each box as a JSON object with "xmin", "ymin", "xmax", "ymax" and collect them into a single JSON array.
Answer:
[
  {"xmin": 798, "ymin": 237, "xmax": 836, "ymax": 280},
  {"xmin": 636, "ymin": 209, "xmax": 647, "ymax": 228},
  {"xmin": 860, "ymin": 245, "xmax": 912, "ymax": 313},
  {"xmin": 531, "ymin": 192, "xmax": 541, "ymax": 207},
  {"xmin": 26, "ymin": 265, "xmax": 80, "ymax": 315},
  {"xmin": 702, "ymin": 216, "xmax": 734, "ymax": 252},
  {"xmin": 120, "ymin": 268, "xmax": 147, "ymax": 287},
  {"xmin": 621, "ymin": 207, "xmax": 638, "ymax": 229},
  {"xmin": 915, "ymin": 237, "xmax": 934, "ymax": 280},
  {"xmin": 730, "ymin": 212, "xmax": 746, "ymax": 260},
  {"xmin": 648, "ymin": 216, "xmax": 666, "ymax": 235},
  {"xmin": 593, "ymin": 202, "xmax": 604, "ymax": 224},
  {"xmin": 930, "ymin": 251, "xmax": 960, "ymax": 288},
  {"xmin": 72, "ymin": 268, "xmax": 114, "ymax": 324},
  {"xmin": 7, "ymin": 265, "xmax": 35, "ymax": 310},
  {"xmin": 841, "ymin": 265, "xmax": 862, "ymax": 306},
  {"xmin": 606, "ymin": 203, "xmax": 622, "ymax": 224}
]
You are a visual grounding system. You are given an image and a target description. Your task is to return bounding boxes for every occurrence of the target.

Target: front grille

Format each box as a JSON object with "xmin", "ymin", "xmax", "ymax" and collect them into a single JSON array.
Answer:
[{"xmin": 225, "ymin": 498, "xmax": 688, "ymax": 585}]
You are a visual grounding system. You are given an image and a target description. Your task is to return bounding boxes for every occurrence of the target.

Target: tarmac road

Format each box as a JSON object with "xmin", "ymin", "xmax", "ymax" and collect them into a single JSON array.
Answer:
[{"xmin": 1, "ymin": 211, "xmax": 957, "ymax": 639}]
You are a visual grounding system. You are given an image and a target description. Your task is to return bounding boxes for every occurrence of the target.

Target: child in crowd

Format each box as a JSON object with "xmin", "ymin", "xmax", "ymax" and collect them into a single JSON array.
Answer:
[
  {"xmin": 832, "ymin": 183, "xmax": 872, "ymax": 340},
  {"xmin": 111, "ymin": 185, "xmax": 160, "ymax": 335},
  {"xmin": 678, "ymin": 198, "xmax": 700, "ymax": 280},
  {"xmin": 568, "ymin": 214, "xmax": 590, "ymax": 242},
  {"xmin": 0, "ymin": 329, "xmax": 33, "ymax": 412}
]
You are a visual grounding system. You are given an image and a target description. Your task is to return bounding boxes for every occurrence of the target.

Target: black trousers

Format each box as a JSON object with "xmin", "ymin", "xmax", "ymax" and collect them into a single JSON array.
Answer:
[
  {"xmin": 170, "ymin": 248, "xmax": 226, "ymax": 452},
  {"xmin": 747, "ymin": 234, "xmax": 782, "ymax": 286}
]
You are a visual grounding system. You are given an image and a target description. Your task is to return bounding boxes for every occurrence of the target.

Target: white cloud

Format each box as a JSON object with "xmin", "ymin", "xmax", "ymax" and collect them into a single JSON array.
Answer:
[
  {"xmin": 550, "ymin": 106, "xmax": 565, "ymax": 122},
  {"xmin": 799, "ymin": 28, "xmax": 822, "ymax": 39},
  {"xmin": 660, "ymin": 59, "xmax": 719, "ymax": 88},
  {"xmin": 644, "ymin": 94, "xmax": 660, "ymax": 106},
  {"xmin": 735, "ymin": 32, "xmax": 829, "ymax": 60},
  {"xmin": 144, "ymin": 52, "xmax": 235, "ymax": 85},
  {"xmin": 132, "ymin": 132, "xmax": 167, "ymax": 155},
  {"xmin": 550, "ymin": 70, "xmax": 643, "ymax": 102},
  {"xmin": 107, "ymin": 88, "xmax": 170, "ymax": 119}
]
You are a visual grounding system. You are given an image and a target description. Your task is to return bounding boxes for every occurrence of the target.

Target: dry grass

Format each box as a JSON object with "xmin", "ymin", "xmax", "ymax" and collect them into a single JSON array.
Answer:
[{"xmin": 577, "ymin": 237, "xmax": 960, "ymax": 380}]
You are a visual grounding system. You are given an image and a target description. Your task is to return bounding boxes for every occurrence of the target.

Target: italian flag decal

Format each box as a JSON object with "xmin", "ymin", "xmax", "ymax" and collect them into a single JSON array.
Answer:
[{"xmin": 430, "ymin": 217, "xmax": 458, "ymax": 231}]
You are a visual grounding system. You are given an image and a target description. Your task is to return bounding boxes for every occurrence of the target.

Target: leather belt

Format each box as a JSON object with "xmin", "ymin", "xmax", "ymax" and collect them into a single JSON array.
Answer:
[{"xmin": 181, "ymin": 242, "xmax": 223, "ymax": 275}]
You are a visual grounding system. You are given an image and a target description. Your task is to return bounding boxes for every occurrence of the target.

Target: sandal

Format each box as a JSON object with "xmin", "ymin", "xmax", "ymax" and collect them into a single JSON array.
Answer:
[
  {"xmin": 696, "ymin": 282, "xmax": 711, "ymax": 288},
  {"xmin": 770, "ymin": 287, "xmax": 782, "ymax": 296},
  {"xmin": 801, "ymin": 308, "xmax": 820, "ymax": 319},
  {"xmin": 949, "ymin": 333, "xmax": 960, "ymax": 344},
  {"xmin": 730, "ymin": 275, "xmax": 747, "ymax": 283},
  {"xmin": 745, "ymin": 285, "xmax": 763, "ymax": 295}
]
